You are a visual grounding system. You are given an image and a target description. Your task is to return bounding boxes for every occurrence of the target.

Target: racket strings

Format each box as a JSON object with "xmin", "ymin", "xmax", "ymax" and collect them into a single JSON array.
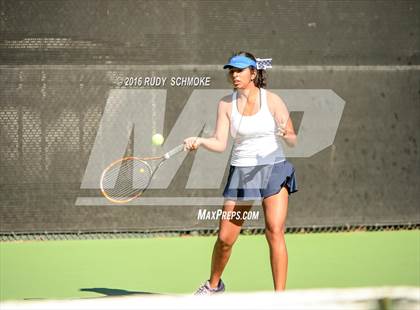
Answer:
[{"xmin": 102, "ymin": 159, "xmax": 153, "ymax": 201}]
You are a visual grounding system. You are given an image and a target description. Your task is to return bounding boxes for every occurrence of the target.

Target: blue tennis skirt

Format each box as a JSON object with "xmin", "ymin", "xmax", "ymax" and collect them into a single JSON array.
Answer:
[{"xmin": 223, "ymin": 160, "xmax": 297, "ymax": 201}]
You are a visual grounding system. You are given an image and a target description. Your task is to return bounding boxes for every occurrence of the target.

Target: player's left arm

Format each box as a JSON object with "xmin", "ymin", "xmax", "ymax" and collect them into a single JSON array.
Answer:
[{"xmin": 267, "ymin": 91, "xmax": 297, "ymax": 147}]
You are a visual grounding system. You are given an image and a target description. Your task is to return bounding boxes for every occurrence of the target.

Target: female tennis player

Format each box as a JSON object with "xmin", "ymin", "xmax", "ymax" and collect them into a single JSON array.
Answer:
[{"xmin": 184, "ymin": 51, "xmax": 297, "ymax": 294}]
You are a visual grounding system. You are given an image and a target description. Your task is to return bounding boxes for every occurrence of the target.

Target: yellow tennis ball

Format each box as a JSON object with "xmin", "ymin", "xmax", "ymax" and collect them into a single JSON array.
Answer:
[{"xmin": 152, "ymin": 133, "xmax": 164, "ymax": 146}]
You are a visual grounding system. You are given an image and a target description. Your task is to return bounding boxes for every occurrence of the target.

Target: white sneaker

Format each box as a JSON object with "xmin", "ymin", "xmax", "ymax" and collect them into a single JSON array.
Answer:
[{"xmin": 194, "ymin": 279, "xmax": 225, "ymax": 295}]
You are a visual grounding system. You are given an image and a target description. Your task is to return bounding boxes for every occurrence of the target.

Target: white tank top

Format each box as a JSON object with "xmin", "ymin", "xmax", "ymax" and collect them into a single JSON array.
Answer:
[{"xmin": 230, "ymin": 88, "xmax": 285, "ymax": 166}]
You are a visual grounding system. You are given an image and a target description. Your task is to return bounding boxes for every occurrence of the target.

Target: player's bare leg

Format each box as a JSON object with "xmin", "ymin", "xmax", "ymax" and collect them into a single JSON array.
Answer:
[
  {"xmin": 263, "ymin": 186, "xmax": 289, "ymax": 291},
  {"xmin": 209, "ymin": 200, "xmax": 253, "ymax": 288}
]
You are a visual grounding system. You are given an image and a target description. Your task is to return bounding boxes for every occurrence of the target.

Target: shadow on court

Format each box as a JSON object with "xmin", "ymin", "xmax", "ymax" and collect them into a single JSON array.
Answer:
[
  {"xmin": 80, "ymin": 288, "xmax": 159, "ymax": 297},
  {"xmin": 20, "ymin": 288, "xmax": 159, "ymax": 301}
]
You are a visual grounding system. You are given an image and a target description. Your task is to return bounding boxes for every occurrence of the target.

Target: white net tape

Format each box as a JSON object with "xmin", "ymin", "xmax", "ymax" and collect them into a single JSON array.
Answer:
[{"xmin": 1, "ymin": 287, "xmax": 419, "ymax": 310}]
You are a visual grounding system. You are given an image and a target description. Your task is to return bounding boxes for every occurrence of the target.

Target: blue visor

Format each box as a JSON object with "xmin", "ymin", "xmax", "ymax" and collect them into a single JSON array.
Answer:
[{"xmin": 223, "ymin": 55, "xmax": 256, "ymax": 69}]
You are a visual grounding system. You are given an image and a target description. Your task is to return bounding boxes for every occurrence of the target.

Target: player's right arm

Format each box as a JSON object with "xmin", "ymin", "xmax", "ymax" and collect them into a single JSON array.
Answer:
[{"xmin": 184, "ymin": 98, "xmax": 230, "ymax": 153}]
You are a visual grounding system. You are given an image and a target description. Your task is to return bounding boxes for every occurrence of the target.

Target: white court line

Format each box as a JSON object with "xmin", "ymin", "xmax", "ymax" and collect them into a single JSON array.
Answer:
[{"xmin": 0, "ymin": 65, "xmax": 419, "ymax": 71}]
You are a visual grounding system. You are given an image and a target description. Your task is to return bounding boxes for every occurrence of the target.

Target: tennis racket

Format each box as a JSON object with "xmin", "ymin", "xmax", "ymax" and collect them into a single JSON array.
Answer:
[{"xmin": 100, "ymin": 144, "xmax": 185, "ymax": 203}]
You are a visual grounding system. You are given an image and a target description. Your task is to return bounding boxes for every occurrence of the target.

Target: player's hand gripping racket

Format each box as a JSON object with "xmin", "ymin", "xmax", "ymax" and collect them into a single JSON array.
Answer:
[{"xmin": 100, "ymin": 144, "xmax": 185, "ymax": 203}]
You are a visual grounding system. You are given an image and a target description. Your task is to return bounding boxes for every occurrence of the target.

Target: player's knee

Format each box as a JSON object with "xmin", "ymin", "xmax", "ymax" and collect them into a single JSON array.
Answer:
[
  {"xmin": 216, "ymin": 234, "xmax": 236, "ymax": 249},
  {"xmin": 265, "ymin": 225, "xmax": 285, "ymax": 242}
]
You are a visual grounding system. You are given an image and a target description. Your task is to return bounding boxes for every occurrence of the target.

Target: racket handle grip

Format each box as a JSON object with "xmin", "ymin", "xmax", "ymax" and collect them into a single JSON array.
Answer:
[{"xmin": 164, "ymin": 144, "xmax": 185, "ymax": 159}]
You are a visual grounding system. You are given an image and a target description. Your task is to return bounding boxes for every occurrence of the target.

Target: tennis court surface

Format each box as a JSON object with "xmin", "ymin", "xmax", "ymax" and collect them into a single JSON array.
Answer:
[{"xmin": 1, "ymin": 230, "xmax": 419, "ymax": 309}]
